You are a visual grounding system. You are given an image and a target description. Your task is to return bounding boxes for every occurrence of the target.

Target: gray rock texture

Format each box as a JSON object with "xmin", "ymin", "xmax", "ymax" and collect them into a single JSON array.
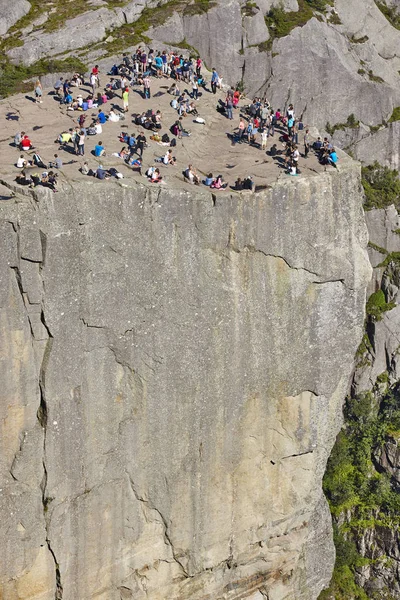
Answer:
[
  {"xmin": 0, "ymin": 0, "xmax": 31, "ymax": 36},
  {"xmin": 0, "ymin": 162, "xmax": 371, "ymax": 599}
]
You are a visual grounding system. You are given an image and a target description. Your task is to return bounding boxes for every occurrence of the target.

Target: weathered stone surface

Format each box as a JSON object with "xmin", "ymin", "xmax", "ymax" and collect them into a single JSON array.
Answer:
[
  {"xmin": 0, "ymin": 161, "xmax": 371, "ymax": 599},
  {"xmin": 354, "ymin": 122, "xmax": 400, "ymax": 169},
  {"xmin": 0, "ymin": 0, "xmax": 31, "ymax": 36},
  {"xmin": 243, "ymin": 10, "xmax": 270, "ymax": 47}
]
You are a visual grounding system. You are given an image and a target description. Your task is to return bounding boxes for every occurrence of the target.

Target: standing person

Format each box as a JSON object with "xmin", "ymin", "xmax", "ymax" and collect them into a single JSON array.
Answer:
[
  {"xmin": 304, "ymin": 129, "xmax": 310, "ymax": 158},
  {"xmin": 140, "ymin": 50, "xmax": 147, "ymax": 73},
  {"xmin": 196, "ymin": 57, "xmax": 202, "ymax": 78},
  {"xmin": 161, "ymin": 50, "xmax": 168, "ymax": 75},
  {"xmin": 226, "ymin": 95, "xmax": 233, "ymax": 120},
  {"xmin": 143, "ymin": 76, "xmax": 151, "ymax": 99},
  {"xmin": 122, "ymin": 87, "xmax": 129, "ymax": 112},
  {"xmin": 192, "ymin": 78, "xmax": 198, "ymax": 100},
  {"xmin": 92, "ymin": 65, "xmax": 100, "ymax": 86},
  {"xmin": 90, "ymin": 72, "xmax": 97, "ymax": 94},
  {"xmin": 238, "ymin": 117, "xmax": 245, "ymax": 143},
  {"xmin": 261, "ymin": 128, "xmax": 268, "ymax": 150},
  {"xmin": 78, "ymin": 130, "xmax": 85, "ymax": 156},
  {"xmin": 54, "ymin": 77, "xmax": 63, "ymax": 97},
  {"xmin": 135, "ymin": 132, "xmax": 147, "ymax": 157},
  {"xmin": 211, "ymin": 68, "xmax": 218, "ymax": 94},
  {"xmin": 63, "ymin": 79, "xmax": 70, "ymax": 99},
  {"xmin": 268, "ymin": 110, "xmax": 275, "ymax": 137},
  {"xmin": 34, "ymin": 79, "xmax": 43, "ymax": 104}
]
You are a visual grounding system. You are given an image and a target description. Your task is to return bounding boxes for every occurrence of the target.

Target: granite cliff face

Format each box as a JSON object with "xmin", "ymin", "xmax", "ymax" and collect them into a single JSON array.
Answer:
[{"xmin": 0, "ymin": 162, "xmax": 371, "ymax": 599}]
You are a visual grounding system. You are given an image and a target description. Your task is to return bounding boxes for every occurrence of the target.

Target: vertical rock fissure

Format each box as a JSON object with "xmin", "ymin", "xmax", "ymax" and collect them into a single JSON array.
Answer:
[
  {"xmin": 38, "ymin": 336, "xmax": 62, "ymax": 599},
  {"xmin": 127, "ymin": 474, "xmax": 190, "ymax": 578}
]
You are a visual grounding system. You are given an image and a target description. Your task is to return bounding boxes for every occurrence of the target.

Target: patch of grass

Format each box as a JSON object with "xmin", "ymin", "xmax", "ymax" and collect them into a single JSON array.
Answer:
[
  {"xmin": 366, "ymin": 289, "xmax": 395, "ymax": 320},
  {"xmin": 0, "ymin": 56, "xmax": 87, "ymax": 99},
  {"xmin": 368, "ymin": 241, "xmax": 388, "ymax": 254},
  {"xmin": 388, "ymin": 106, "xmax": 400, "ymax": 122},
  {"xmin": 103, "ymin": 0, "xmax": 216, "ymax": 56},
  {"xmin": 328, "ymin": 12, "xmax": 342, "ymax": 25},
  {"xmin": 350, "ymin": 34, "xmax": 369, "ymax": 43},
  {"xmin": 362, "ymin": 161, "xmax": 400, "ymax": 210},
  {"xmin": 368, "ymin": 70, "xmax": 384, "ymax": 83},
  {"xmin": 358, "ymin": 68, "xmax": 366, "ymax": 75},
  {"xmin": 264, "ymin": 0, "xmax": 333, "ymax": 48},
  {"xmin": 376, "ymin": 1, "xmax": 400, "ymax": 29},
  {"xmin": 325, "ymin": 113, "xmax": 360, "ymax": 135},
  {"xmin": 242, "ymin": 1, "xmax": 258, "ymax": 16},
  {"xmin": 369, "ymin": 123, "xmax": 384, "ymax": 134}
]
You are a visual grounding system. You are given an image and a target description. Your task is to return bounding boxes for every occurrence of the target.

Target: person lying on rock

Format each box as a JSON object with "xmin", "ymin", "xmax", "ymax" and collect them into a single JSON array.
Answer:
[{"xmin": 96, "ymin": 165, "xmax": 110, "ymax": 180}]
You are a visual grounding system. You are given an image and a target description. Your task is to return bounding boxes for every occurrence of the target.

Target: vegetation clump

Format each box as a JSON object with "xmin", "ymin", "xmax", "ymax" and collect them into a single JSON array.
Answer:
[
  {"xmin": 325, "ymin": 113, "xmax": 360, "ymax": 135},
  {"xmin": 388, "ymin": 106, "xmax": 400, "ymax": 122},
  {"xmin": 362, "ymin": 162, "xmax": 400, "ymax": 211},
  {"xmin": 375, "ymin": 1, "xmax": 400, "ymax": 29},
  {"xmin": 320, "ymin": 383, "xmax": 400, "ymax": 599},
  {"xmin": 366, "ymin": 289, "xmax": 395, "ymax": 320},
  {"xmin": 264, "ymin": 0, "xmax": 333, "ymax": 48},
  {"xmin": 0, "ymin": 56, "xmax": 87, "ymax": 99}
]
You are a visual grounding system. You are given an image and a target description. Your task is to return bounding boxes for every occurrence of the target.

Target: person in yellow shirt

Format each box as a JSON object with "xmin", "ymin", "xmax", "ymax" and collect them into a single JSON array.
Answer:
[{"xmin": 122, "ymin": 87, "xmax": 129, "ymax": 113}]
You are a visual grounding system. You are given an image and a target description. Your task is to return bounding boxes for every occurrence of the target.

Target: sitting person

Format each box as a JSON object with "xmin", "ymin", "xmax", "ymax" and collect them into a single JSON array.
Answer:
[
  {"xmin": 94, "ymin": 141, "xmax": 105, "ymax": 157},
  {"xmin": 174, "ymin": 117, "xmax": 190, "ymax": 138},
  {"xmin": 16, "ymin": 154, "xmax": 30, "ymax": 168},
  {"xmin": 80, "ymin": 161, "xmax": 95, "ymax": 176},
  {"xmin": 184, "ymin": 164, "xmax": 200, "ymax": 185},
  {"xmin": 210, "ymin": 174, "xmax": 227, "ymax": 190},
  {"xmin": 187, "ymin": 102, "xmax": 198, "ymax": 116},
  {"xmin": 168, "ymin": 82, "xmax": 180, "ymax": 96},
  {"xmin": 150, "ymin": 167, "xmax": 163, "ymax": 183},
  {"xmin": 48, "ymin": 154, "xmax": 63, "ymax": 169},
  {"xmin": 204, "ymin": 173, "xmax": 213, "ymax": 186},
  {"xmin": 163, "ymin": 149, "xmax": 176, "ymax": 165},
  {"xmin": 327, "ymin": 147, "xmax": 338, "ymax": 167},
  {"xmin": 20, "ymin": 135, "xmax": 32, "ymax": 151},
  {"xmin": 233, "ymin": 177, "xmax": 243, "ymax": 191},
  {"xmin": 94, "ymin": 121, "xmax": 103, "ymax": 135},
  {"xmin": 242, "ymin": 175, "xmax": 254, "ymax": 190}
]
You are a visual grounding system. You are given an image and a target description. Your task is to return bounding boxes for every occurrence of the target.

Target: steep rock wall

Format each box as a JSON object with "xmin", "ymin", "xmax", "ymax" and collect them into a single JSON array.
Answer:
[{"xmin": 0, "ymin": 163, "xmax": 371, "ymax": 600}]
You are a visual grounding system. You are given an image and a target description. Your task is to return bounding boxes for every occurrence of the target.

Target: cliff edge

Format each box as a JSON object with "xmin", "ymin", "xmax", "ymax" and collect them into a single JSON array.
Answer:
[{"xmin": 0, "ymin": 162, "xmax": 371, "ymax": 600}]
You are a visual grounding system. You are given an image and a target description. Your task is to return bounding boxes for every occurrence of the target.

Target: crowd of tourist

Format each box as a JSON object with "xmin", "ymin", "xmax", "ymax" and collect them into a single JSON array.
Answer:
[{"xmin": 11, "ymin": 46, "xmax": 339, "ymax": 192}]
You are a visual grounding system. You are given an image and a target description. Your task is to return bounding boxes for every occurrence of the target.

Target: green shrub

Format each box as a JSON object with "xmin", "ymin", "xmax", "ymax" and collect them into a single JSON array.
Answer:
[
  {"xmin": 366, "ymin": 289, "xmax": 395, "ymax": 320},
  {"xmin": 0, "ymin": 56, "xmax": 87, "ymax": 98},
  {"xmin": 375, "ymin": 1, "xmax": 400, "ymax": 29},
  {"xmin": 388, "ymin": 106, "xmax": 400, "ymax": 122},
  {"xmin": 362, "ymin": 161, "xmax": 400, "ymax": 210},
  {"xmin": 321, "ymin": 379, "xmax": 400, "ymax": 599}
]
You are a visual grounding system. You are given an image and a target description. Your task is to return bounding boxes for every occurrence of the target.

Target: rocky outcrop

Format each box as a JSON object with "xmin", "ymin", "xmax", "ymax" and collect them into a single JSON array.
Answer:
[
  {"xmin": 0, "ymin": 0, "xmax": 31, "ymax": 36},
  {"xmin": 0, "ymin": 162, "xmax": 371, "ymax": 600},
  {"xmin": 322, "ymin": 202, "xmax": 400, "ymax": 599}
]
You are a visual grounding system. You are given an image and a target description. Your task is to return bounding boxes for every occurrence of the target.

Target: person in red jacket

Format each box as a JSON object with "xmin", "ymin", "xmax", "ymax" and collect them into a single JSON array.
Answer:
[{"xmin": 20, "ymin": 135, "xmax": 32, "ymax": 151}]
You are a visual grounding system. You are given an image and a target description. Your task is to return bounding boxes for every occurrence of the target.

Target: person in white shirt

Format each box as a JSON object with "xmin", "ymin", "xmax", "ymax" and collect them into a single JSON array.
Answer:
[
  {"xmin": 16, "ymin": 155, "xmax": 28, "ymax": 168},
  {"xmin": 94, "ymin": 122, "xmax": 102, "ymax": 135}
]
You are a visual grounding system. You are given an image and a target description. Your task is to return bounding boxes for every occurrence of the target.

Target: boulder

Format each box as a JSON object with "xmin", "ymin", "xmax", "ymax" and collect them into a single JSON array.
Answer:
[
  {"xmin": 0, "ymin": 0, "xmax": 31, "ymax": 36},
  {"xmin": 243, "ymin": 9, "xmax": 270, "ymax": 47}
]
